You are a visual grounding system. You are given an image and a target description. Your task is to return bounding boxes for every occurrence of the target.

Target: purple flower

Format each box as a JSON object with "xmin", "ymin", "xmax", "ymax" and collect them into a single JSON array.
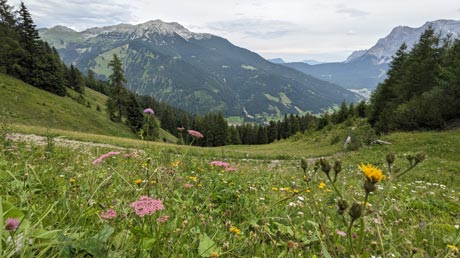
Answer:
[
  {"xmin": 92, "ymin": 151, "xmax": 121, "ymax": 165},
  {"xmin": 187, "ymin": 130, "xmax": 204, "ymax": 139},
  {"xmin": 336, "ymin": 229, "xmax": 347, "ymax": 237},
  {"xmin": 5, "ymin": 218, "xmax": 20, "ymax": 231},
  {"xmin": 130, "ymin": 196, "xmax": 164, "ymax": 217},
  {"xmin": 143, "ymin": 108, "xmax": 154, "ymax": 115},
  {"xmin": 100, "ymin": 209, "xmax": 117, "ymax": 220},
  {"xmin": 210, "ymin": 161, "xmax": 230, "ymax": 167}
]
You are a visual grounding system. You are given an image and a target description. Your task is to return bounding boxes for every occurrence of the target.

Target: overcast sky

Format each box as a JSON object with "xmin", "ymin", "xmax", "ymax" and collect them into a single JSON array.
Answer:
[{"xmin": 10, "ymin": 0, "xmax": 460, "ymax": 62}]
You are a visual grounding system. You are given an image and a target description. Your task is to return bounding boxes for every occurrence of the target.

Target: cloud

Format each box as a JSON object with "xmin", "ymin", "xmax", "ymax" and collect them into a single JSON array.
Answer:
[
  {"xmin": 207, "ymin": 18, "xmax": 305, "ymax": 39},
  {"xmin": 12, "ymin": 0, "xmax": 136, "ymax": 30},
  {"xmin": 336, "ymin": 4, "xmax": 369, "ymax": 18},
  {"xmin": 346, "ymin": 30, "xmax": 357, "ymax": 35}
]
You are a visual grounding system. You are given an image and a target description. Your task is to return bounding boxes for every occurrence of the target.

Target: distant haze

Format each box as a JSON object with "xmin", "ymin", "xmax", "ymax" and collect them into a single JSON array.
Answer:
[{"xmin": 10, "ymin": 0, "xmax": 460, "ymax": 62}]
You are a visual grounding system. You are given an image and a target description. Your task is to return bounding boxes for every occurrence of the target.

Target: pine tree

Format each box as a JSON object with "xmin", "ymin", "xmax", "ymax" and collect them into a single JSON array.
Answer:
[
  {"xmin": 107, "ymin": 54, "xmax": 128, "ymax": 122},
  {"xmin": 125, "ymin": 92, "xmax": 144, "ymax": 133},
  {"xmin": 69, "ymin": 64, "xmax": 85, "ymax": 93}
]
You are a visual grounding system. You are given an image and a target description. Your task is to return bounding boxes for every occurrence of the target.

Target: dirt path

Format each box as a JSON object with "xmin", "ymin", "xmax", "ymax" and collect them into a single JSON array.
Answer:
[{"xmin": 8, "ymin": 133, "xmax": 126, "ymax": 150}]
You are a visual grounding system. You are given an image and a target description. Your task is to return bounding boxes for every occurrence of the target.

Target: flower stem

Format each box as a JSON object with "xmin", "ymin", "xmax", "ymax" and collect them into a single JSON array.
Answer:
[{"xmin": 357, "ymin": 192, "xmax": 370, "ymax": 253}]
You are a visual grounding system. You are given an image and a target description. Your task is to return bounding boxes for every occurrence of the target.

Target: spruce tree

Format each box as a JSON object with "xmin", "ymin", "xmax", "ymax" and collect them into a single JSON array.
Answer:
[{"xmin": 107, "ymin": 54, "xmax": 128, "ymax": 122}]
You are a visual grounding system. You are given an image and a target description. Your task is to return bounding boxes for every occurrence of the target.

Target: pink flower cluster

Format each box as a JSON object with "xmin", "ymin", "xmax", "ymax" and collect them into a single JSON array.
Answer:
[
  {"xmin": 5, "ymin": 218, "xmax": 20, "ymax": 231},
  {"xmin": 187, "ymin": 129, "xmax": 204, "ymax": 139},
  {"xmin": 143, "ymin": 108, "xmax": 154, "ymax": 115},
  {"xmin": 100, "ymin": 209, "xmax": 117, "ymax": 220},
  {"xmin": 130, "ymin": 196, "xmax": 164, "ymax": 217},
  {"xmin": 210, "ymin": 160, "xmax": 237, "ymax": 172},
  {"xmin": 92, "ymin": 151, "xmax": 121, "ymax": 165}
]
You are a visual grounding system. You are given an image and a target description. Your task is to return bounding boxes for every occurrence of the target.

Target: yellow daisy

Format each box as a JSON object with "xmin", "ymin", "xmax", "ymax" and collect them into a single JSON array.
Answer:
[{"xmin": 359, "ymin": 163, "xmax": 384, "ymax": 183}]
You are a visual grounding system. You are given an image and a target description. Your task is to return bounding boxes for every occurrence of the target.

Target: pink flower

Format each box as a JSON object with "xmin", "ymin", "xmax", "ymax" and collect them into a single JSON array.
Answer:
[
  {"xmin": 210, "ymin": 161, "xmax": 230, "ymax": 167},
  {"xmin": 225, "ymin": 166, "xmax": 237, "ymax": 172},
  {"xmin": 187, "ymin": 130, "xmax": 204, "ymax": 139},
  {"xmin": 336, "ymin": 229, "xmax": 347, "ymax": 237},
  {"xmin": 130, "ymin": 196, "xmax": 164, "ymax": 217},
  {"xmin": 92, "ymin": 151, "xmax": 121, "ymax": 165},
  {"xmin": 101, "ymin": 209, "xmax": 117, "ymax": 220},
  {"xmin": 5, "ymin": 218, "xmax": 20, "ymax": 231},
  {"xmin": 143, "ymin": 108, "xmax": 154, "ymax": 115},
  {"xmin": 156, "ymin": 215, "xmax": 170, "ymax": 223},
  {"xmin": 123, "ymin": 151, "xmax": 137, "ymax": 158},
  {"xmin": 183, "ymin": 183, "xmax": 194, "ymax": 188},
  {"xmin": 177, "ymin": 127, "xmax": 185, "ymax": 131}
]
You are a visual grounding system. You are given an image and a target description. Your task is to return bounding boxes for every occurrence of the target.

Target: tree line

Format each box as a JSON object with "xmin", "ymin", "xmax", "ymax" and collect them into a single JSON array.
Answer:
[{"xmin": 368, "ymin": 27, "xmax": 460, "ymax": 132}]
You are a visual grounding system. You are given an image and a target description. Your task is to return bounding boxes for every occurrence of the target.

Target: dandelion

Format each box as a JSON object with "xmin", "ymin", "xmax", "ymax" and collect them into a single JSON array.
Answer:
[
  {"xmin": 447, "ymin": 244, "xmax": 458, "ymax": 252},
  {"xmin": 156, "ymin": 215, "xmax": 170, "ymax": 223},
  {"xmin": 101, "ymin": 209, "xmax": 117, "ymax": 220},
  {"xmin": 359, "ymin": 163, "xmax": 384, "ymax": 183},
  {"xmin": 211, "ymin": 252, "xmax": 219, "ymax": 258},
  {"xmin": 69, "ymin": 178, "xmax": 76, "ymax": 183},
  {"xmin": 319, "ymin": 182, "xmax": 326, "ymax": 189},
  {"xmin": 187, "ymin": 129, "xmax": 204, "ymax": 139},
  {"xmin": 130, "ymin": 196, "xmax": 164, "ymax": 217},
  {"xmin": 143, "ymin": 108, "xmax": 154, "ymax": 115},
  {"xmin": 134, "ymin": 179, "xmax": 142, "ymax": 185},
  {"xmin": 5, "ymin": 218, "xmax": 20, "ymax": 231},
  {"xmin": 189, "ymin": 176, "xmax": 197, "ymax": 182},
  {"xmin": 92, "ymin": 151, "xmax": 121, "ymax": 165},
  {"xmin": 229, "ymin": 226, "xmax": 241, "ymax": 235}
]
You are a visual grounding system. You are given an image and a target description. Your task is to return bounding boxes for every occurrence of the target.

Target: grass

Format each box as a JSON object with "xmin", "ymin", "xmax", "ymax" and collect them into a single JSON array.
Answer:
[
  {"xmin": 0, "ymin": 73, "xmax": 176, "ymax": 142},
  {"xmin": 1, "ymin": 122, "xmax": 459, "ymax": 257}
]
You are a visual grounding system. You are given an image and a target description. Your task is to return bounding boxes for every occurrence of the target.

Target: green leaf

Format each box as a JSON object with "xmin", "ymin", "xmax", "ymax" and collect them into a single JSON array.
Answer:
[
  {"xmin": 198, "ymin": 233, "xmax": 221, "ymax": 257},
  {"xmin": 2, "ymin": 200, "xmax": 25, "ymax": 220}
]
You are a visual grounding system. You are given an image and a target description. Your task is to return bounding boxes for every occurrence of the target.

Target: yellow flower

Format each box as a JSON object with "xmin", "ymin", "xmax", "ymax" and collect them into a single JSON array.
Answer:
[
  {"xmin": 170, "ymin": 160, "xmax": 181, "ymax": 167},
  {"xmin": 293, "ymin": 189, "xmax": 299, "ymax": 193},
  {"xmin": 229, "ymin": 226, "xmax": 241, "ymax": 235},
  {"xmin": 359, "ymin": 163, "xmax": 384, "ymax": 183},
  {"xmin": 272, "ymin": 187, "xmax": 279, "ymax": 191},
  {"xmin": 134, "ymin": 179, "xmax": 142, "ymax": 185},
  {"xmin": 319, "ymin": 182, "xmax": 326, "ymax": 189},
  {"xmin": 306, "ymin": 189, "xmax": 311, "ymax": 193},
  {"xmin": 447, "ymin": 244, "xmax": 458, "ymax": 252},
  {"xmin": 69, "ymin": 178, "xmax": 76, "ymax": 183},
  {"xmin": 211, "ymin": 252, "xmax": 219, "ymax": 258},
  {"xmin": 189, "ymin": 176, "xmax": 197, "ymax": 182},
  {"xmin": 326, "ymin": 189, "xmax": 332, "ymax": 193}
]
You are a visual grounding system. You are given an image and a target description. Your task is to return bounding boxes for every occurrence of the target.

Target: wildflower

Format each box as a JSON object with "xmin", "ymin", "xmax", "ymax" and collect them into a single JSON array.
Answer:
[
  {"xmin": 211, "ymin": 252, "xmax": 219, "ymax": 258},
  {"xmin": 225, "ymin": 166, "xmax": 237, "ymax": 172},
  {"xmin": 5, "ymin": 218, "xmax": 20, "ymax": 231},
  {"xmin": 92, "ymin": 151, "xmax": 121, "ymax": 165},
  {"xmin": 183, "ymin": 183, "xmax": 193, "ymax": 188},
  {"xmin": 319, "ymin": 158, "xmax": 331, "ymax": 175},
  {"xmin": 337, "ymin": 199, "xmax": 349, "ymax": 215},
  {"xmin": 447, "ymin": 244, "xmax": 458, "ymax": 252},
  {"xmin": 177, "ymin": 127, "xmax": 185, "ymax": 131},
  {"xmin": 189, "ymin": 176, "xmax": 197, "ymax": 182},
  {"xmin": 287, "ymin": 240, "xmax": 297, "ymax": 249},
  {"xmin": 210, "ymin": 161, "xmax": 230, "ymax": 167},
  {"xmin": 100, "ymin": 209, "xmax": 117, "ymax": 220},
  {"xmin": 319, "ymin": 182, "xmax": 326, "ymax": 189},
  {"xmin": 143, "ymin": 108, "xmax": 154, "ymax": 115},
  {"xmin": 187, "ymin": 129, "xmax": 204, "ymax": 138},
  {"xmin": 359, "ymin": 163, "xmax": 384, "ymax": 183},
  {"xmin": 336, "ymin": 229, "xmax": 347, "ymax": 237},
  {"xmin": 134, "ymin": 179, "xmax": 142, "ymax": 185},
  {"xmin": 130, "ymin": 196, "xmax": 164, "ymax": 217},
  {"xmin": 300, "ymin": 158, "xmax": 308, "ymax": 173},
  {"xmin": 229, "ymin": 226, "xmax": 241, "ymax": 235},
  {"xmin": 69, "ymin": 178, "xmax": 76, "ymax": 183},
  {"xmin": 156, "ymin": 215, "xmax": 170, "ymax": 223}
]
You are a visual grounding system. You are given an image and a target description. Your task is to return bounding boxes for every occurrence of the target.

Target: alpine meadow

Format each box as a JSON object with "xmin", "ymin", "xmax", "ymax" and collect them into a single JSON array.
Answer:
[{"xmin": 1, "ymin": 0, "xmax": 460, "ymax": 257}]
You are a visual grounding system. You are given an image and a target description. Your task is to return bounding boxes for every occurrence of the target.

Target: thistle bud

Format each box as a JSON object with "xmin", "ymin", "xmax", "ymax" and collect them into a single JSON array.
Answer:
[
  {"xmin": 349, "ymin": 202, "xmax": 362, "ymax": 221},
  {"xmin": 386, "ymin": 153, "xmax": 395, "ymax": 165},
  {"xmin": 319, "ymin": 158, "xmax": 331, "ymax": 175},
  {"xmin": 415, "ymin": 153, "xmax": 425, "ymax": 164},
  {"xmin": 364, "ymin": 180, "xmax": 376, "ymax": 194},
  {"xmin": 337, "ymin": 199, "xmax": 349, "ymax": 215},
  {"xmin": 406, "ymin": 154, "xmax": 414, "ymax": 164},
  {"xmin": 300, "ymin": 158, "xmax": 308, "ymax": 173},
  {"xmin": 314, "ymin": 160, "xmax": 320, "ymax": 172},
  {"xmin": 333, "ymin": 160, "xmax": 342, "ymax": 174}
]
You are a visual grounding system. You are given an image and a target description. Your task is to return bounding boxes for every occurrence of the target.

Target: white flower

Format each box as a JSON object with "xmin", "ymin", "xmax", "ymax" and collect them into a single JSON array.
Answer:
[
  {"xmin": 297, "ymin": 196, "xmax": 305, "ymax": 202},
  {"xmin": 455, "ymin": 224, "xmax": 459, "ymax": 230}
]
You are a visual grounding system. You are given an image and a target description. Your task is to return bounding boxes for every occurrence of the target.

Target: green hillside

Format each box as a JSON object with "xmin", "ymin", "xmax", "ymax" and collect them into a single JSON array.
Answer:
[{"xmin": 0, "ymin": 73, "xmax": 175, "ymax": 141}]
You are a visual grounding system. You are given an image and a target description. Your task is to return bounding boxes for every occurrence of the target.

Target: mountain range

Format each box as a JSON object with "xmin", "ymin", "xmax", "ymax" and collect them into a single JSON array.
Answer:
[
  {"xmin": 39, "ymin": 20, "xmax": 359, "ymax": 121},
  {"xmin": 282, "ymin": 19, "xmax": 460, "ymax": 90}
]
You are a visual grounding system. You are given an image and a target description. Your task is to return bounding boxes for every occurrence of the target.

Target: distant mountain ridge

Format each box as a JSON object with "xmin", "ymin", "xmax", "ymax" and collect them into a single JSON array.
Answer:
[
  {"xmin": 39, "ymin": 20, "xmax": 359, "ymax": 121},
  {"xmin": 284, "ymin": 19, "xmax": 460, "ymax": 90}
]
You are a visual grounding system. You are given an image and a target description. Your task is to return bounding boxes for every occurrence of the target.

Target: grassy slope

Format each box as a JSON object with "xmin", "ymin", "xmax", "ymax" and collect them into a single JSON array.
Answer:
[{"xmin": 0, "ymin": 73, "xmax": 176, "ymax": 141}]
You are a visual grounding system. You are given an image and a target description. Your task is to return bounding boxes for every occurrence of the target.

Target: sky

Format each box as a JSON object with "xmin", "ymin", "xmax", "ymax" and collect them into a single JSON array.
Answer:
[{"xmin": 10, "ymin": 0, "xmax": 460, "ymax": 62}]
